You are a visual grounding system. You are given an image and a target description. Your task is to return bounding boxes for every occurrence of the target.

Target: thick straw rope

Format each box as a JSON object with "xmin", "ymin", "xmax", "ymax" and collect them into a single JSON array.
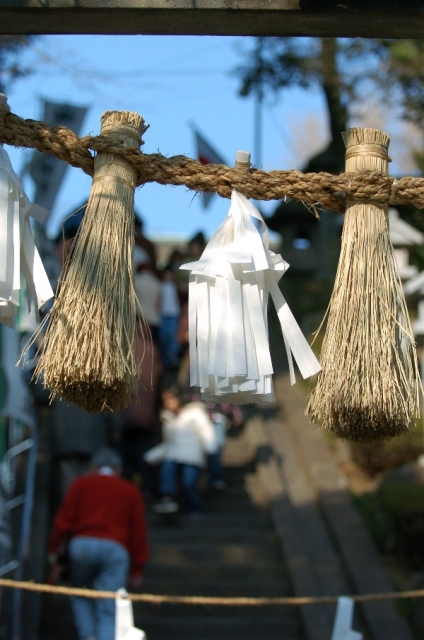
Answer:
[
  {"xmin": 2, "ymin": 104, "xmax": 424, "ymax": 211},
  {"xmin": 1, "ymin": 578, "xmax": 424, "ymax": 606}
]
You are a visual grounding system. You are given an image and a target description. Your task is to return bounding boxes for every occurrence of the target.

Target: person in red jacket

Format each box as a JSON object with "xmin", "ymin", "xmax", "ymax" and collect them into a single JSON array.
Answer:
[{"xmin": 49, "ymin": 448, "xmax": 148, "ymax": 640}]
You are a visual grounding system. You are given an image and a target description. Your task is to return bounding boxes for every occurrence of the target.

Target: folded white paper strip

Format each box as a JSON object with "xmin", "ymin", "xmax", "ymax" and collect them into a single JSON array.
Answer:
[
  {"xmin": 331, "ymin": 597, "xmax": 363, "ymax": 640},
  {"xmin": 115, "ymin": 589, "xmax": 146, "ymax": 640},
  {"xmin": 0, "ymin": 144, "xmax": 54, "ymax": 328},
  {"xmin": 180, "ymin": 190, "xmax": 321, "ymax": 404}
]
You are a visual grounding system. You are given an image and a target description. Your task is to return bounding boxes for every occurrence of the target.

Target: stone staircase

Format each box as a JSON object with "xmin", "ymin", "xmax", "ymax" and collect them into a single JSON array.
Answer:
[
  {"xmin": 36, "ymin": 378, "xmax": 415, "ymax": 640},
  {"xmin": 134, "ymin": 434, "xmax": 305, "ymax": 640},
  {"xmin": 37, "ymin": 430, "xmax": 305, "ymax": 640}
]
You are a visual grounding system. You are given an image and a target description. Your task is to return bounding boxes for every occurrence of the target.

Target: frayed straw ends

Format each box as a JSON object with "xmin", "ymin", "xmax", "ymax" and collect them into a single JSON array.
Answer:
[
  {"xmin": 35, "ymin": 111, "xmax": 146, "ymax": 413},
  {"xmin": 306, "ymin": 128, "xmax": 421, "ymax": 442}
]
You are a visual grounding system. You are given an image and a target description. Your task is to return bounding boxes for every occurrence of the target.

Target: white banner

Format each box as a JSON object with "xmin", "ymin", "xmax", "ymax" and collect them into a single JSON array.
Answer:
[{"xmin": 29, "ymin": 100, "xmax": 88, "ymax": 213}]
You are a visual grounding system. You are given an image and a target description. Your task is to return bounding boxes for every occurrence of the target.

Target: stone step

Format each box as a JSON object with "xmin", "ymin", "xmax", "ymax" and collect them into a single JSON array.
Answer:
[
  {"xmin": 147, "ymin": 512, "xmax": 273, "ymax": 529},
  {"xmin": 143, "ymin": 563, "xmax": 285, "ymax": 581},
  {"xmin": 142, "ymin": 575, "xmax": 291, "ymax": 597},
  {"xmin": 133, "ymin": 612, "xmax": 302, "ymax": 640},
  {"xmin": 202, "ymin": 492, "xmax": 259, "ymax": 508},
  {"xmin": 147, "ymin": 501, "xmax": 260, "ymax": 516},
  {"xmin": 136, "ymin": 601, "xmax": 294, "ymax": 619},
  {"xmin": 38, "ymin": 595, "xmax": 76, "ymax": 640},
  {"xmin": 147, "ymin": 487, "xmax": 261, "ymax": 509},
  {"xmin": 148, "ymin": 541, "xmax": 282, "ymax": 566},
  {"xmin": 148, "ymin": 528, "xmax": 279, "ymax": 544}
]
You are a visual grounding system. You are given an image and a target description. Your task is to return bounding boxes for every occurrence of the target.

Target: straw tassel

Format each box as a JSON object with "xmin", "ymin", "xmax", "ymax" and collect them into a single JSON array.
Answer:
[
  {"xmin": 35, "ymin": 111, "xmax": 148, "ymax": 413},
  {"xmin": 306, "ymin": 128, "xmax": 421, "ymax": 442},
  {"xmin": 181, "ymin": 160, "xmax": 321, "ymax": 404}
]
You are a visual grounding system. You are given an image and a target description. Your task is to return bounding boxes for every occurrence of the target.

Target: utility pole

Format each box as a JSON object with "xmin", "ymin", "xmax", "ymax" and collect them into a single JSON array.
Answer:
[{"xmin": 254, "ymin": 82, "xmax": 263, "ymax": 170}]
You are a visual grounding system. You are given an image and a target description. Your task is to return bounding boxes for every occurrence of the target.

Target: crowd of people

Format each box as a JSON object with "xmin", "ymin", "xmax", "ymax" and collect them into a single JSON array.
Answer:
[{"xmin": 43, "ymin": 216, "xmax": 245, "ymax": 640}]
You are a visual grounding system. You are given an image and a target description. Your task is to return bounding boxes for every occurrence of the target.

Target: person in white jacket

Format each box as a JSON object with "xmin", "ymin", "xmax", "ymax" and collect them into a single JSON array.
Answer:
[{"xmin": 151, "ymin": 388, "xmax": 217, "ymax": 515}]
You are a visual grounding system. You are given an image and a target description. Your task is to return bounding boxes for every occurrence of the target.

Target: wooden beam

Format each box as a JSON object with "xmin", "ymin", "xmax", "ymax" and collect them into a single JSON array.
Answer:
[{"xmin": 1, "ymin": 1, "xmax": 424, "ymax": 38}]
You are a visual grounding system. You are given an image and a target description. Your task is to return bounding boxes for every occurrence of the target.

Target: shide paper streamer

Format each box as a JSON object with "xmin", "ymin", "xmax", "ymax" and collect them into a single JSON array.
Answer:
[
  {"xmin": 115, "ymin": 589, "xmax": 146, "ymax": 640},
  {"xmin": 0, "ymin": 143, "xmax": 54, "ymax": 328},
  {"xmin": 181, "ymin": 190, "xmax": 321, "ymax": 404}
]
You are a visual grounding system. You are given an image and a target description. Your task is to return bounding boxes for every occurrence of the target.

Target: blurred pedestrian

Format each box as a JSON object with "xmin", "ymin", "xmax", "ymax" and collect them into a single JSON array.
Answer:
[
  {"xmin": 159, "ymin": 266, "xmax": 181, "ymax": 370},
  {"xmin": 147, "ymin": 387, "xmax": 217, "ymax": 516},
  {"xmin": 176, "ymin": 301, "xmax": 190, "ymax": 389},
  {"xmin": 49, "ymin": 401, "xmax": 115, "ymax": 503},
  {"xmin": 176, "ymin": 230, "xmax": 206, "ymax": 302},
  {"xmin": 120, "ymin": 246, "xmax": 163, "ymax": 498},
  {"xmin": 119, "ymin": 321, "xmax": 162, "ymax": 499},
  {"xmin": 134, "ymin": 251, "xmax": 161, "ymax": 345},
  {"xmin": 206, "ymin": 403, "xmax": 230, "ymax": 491},
  {"xmin": 134, "ymin": 215, "xmax": 157, "ymax": 274},
  {"xmin": 165, "ymin": 248, "xmax": 183, "ymax": 273},
  {"xmin": 49, "ymin": 448, "xmax": 148, "ymax": 640}
]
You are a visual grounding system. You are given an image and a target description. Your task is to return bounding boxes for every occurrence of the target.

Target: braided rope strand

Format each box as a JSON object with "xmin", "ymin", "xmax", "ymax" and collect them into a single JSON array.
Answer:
[
  {"xmin": 0, "ymin": 577, "xmax": 423, "ymax": 606},
  {"xmin": 1, "ymin": 105, "xmax": 424, "ymax": 211}
]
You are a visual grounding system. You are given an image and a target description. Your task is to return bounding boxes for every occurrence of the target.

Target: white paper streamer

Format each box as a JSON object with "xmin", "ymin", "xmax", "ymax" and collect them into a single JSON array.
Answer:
[
  {"xmin": 180, "ymin": 190, "xmax": 321, "ymax": 404},
  {"xmin": 331, "ymin": 597, "xmax": 363, "ymax": 640},
  {"xmin": 0, "ymin": 144, "xmax": 54, "ymax": 328},
  {"xmin": 115, "ymin": 589, "xmax": 146, "ymax": 640}
]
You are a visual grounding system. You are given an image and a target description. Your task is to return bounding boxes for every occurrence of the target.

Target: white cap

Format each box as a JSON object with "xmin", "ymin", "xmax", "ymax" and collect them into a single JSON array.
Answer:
[{"xmin": 235, "ymin": 150, "xmax": 251, "ymax": 164}]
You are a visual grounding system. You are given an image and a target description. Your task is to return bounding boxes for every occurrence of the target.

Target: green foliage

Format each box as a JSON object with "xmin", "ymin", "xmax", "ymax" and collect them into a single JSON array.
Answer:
[
  {"xmin": 236, "ymin": 37, "xmax": 424, "ymax": 126},
  {"xmin": 236, "ymin": 36, "xmax": 424, "ymax": 257},
  {"xmin": 235, "ymin": 37, "xmax": 424, "ymax": 171},
  {"xmin": 350, "ymin": 426, "xmax": 424, "ymax": 475},
  {"xmin": 352, "ymin": 492, "xmax": 392, "ymax": 549},
  {"xmin": 354, "ymin": 484, "xmax": 424, "ymax": 570},
  {"xmin": 237, "ymin": 38, "xmax": 382, "ymax": 101},
  {"xmin": 385, "ymin": 40, "xmax": 424, "ymax": 126},
  {"xmin": 379, "ymin": 483, "xmax": 424, "ymax": 518},
  {"xmin": 236, "ymin": 37, "xmax": 322, "ymax": 97},
  {"xmin": 0, "ymin": 35, "xmax": 33, "ymax": 93},
  {"xmin": 236, "ymin": 37, "xmax": 349, "ymax": 147},
  {"xmin": 377, "ymin": 482, "xmax": 424, "ymax": 569},
  {"xmin": 394, "ymin": 597, "xmax": 414, "ymax": 621}
]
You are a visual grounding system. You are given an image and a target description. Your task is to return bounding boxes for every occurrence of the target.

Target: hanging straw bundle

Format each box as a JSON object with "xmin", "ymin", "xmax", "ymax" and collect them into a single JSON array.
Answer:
[
  {"xmin": 35, "ymin": 111, "xmax": 147, "ymax": 413},
  {"xmin": 306, "ymin": 128, "xmax": 421, "ymax": 442}
]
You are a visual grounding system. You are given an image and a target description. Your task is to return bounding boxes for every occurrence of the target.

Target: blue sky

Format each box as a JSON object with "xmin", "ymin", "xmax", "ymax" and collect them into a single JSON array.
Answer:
[{"xmin": 5, "ymin": 35, "xmax": 330, "ymax": 242}]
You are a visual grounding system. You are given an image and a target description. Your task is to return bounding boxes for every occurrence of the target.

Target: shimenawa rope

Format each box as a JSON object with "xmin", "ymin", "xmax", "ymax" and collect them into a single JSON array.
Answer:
[
  {"xmin": 2, "ymin": 103, "xmax": 424, "ymax": 212},
  {"xmin": 1, "ymin": 577, "xmax": 424, "ymax": 607}
]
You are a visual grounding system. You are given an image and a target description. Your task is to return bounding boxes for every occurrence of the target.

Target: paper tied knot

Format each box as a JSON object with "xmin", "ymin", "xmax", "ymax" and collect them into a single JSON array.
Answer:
[{"xmin": 180, "ymin": 190, "xmax": 321, "ymax": 404}]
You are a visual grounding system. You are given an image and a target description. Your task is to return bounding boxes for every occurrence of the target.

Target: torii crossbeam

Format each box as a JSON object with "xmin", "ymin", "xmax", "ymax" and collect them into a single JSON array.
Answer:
[{"xmin": 1, "ymin": 1, "xmax": 424, "ymax": 38}]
